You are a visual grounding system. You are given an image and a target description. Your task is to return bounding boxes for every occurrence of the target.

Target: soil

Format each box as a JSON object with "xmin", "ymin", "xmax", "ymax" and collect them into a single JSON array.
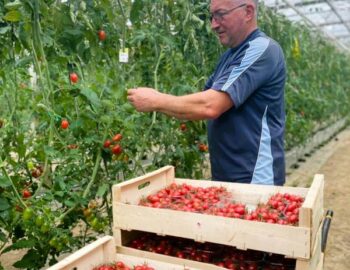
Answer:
[{"xmin": 1, "ymin": 128, "xmax": 350, "ymax": 270}]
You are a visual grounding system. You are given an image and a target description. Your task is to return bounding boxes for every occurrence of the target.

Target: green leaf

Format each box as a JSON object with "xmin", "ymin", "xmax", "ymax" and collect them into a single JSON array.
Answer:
[
  {"xmin": 58, "ymin": 179, "xmax": 66, "ymax": 191},
  {"xmin": 55, "ymin": 191, "xmax": 64, "ymax": 198},
  {"xmin": 5, "ymin": 0, "xmax": 22, "ymax": 10},
  {"xmin": 130, "ymin": 0, "xmax": 143, "ymax": 24},
  {"xmin": 64, "ymin": 200, "xmax": 75, "ymax": 207},
  {"xmin": 0, "ymin": 198, "xmax": 10, "ymax": 211},
  {"xmin": 96, "ymin": 184, "xmax": 108, "ymax": 197},
  {"xmin": 0, "ymin": 176, "xmax": 11, "ymax": 188},
  {"xmin": 63, "ymin": 28, "xmax": 83, "ymax": 37},
  {"xmin": 16, "ymin": 56, "xmax": 33, "ymax": 68},
  {"xmin": 80, "ymin": 88, "xmax": 101, "ymax": 109},
  {"xmin": 0, "ymin": 230, "xmax": 7, "ymax": 242},
  {"xmin": 3, "ymin": 10, "xmax": 21, "ymax": 22},
  {"xmin": 3, "ymin": 239, "xmax": 36, "ymax": 253},
  {"xmin": 0, "ymin": 26, "xmax": 11, "ymax": 35},
  {"xmin": 13, "ymin": 249, "xmax": 42, "ymax": 269}
]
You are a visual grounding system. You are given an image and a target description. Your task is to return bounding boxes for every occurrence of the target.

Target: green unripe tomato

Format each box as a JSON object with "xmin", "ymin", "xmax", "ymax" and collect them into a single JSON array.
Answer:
[
  {"xmin": 56, "ymin": 242, "xmax": 63, "ymax": 251},
  {"xmin": 61, "ymin": 234, "xmax": 69, "ymax": 244},
  {"xmin": 27, "ymin": 161, "xmax": 34, "ymax": 170},
  {"xmin": 35, "ymin": 216, "xmax": 44, "ymax": 226},
  {"xmin": 90, "ymin": 217, "xmax": 100, "ymax": 230},
  {"xmin": 49, "ymin": 237, "xmax": 58, "ymax": 247},
  {"xmin": 40, "ymin": 222, "xmax": 50, "ymax": 233},
  {"xmin": 22, "ymin": 208, "xmax": 34, "ymax": 221}
]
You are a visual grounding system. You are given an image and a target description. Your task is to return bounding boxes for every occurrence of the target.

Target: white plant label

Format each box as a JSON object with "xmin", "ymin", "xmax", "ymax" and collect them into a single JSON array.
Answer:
[{"xmin": 119, "ymin": 48, "xmax": 129, "ymax": 63}]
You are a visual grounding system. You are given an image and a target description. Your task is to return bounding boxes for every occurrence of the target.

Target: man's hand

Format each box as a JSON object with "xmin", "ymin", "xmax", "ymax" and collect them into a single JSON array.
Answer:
[{"xmin": 127, "ymin": 87, "xmax": 162, "ymax": 112}]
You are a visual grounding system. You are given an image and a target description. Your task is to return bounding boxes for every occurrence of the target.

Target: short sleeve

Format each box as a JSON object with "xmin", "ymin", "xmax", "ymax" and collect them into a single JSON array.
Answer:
[{"xmin": 211, "ymin": 37, "xmax": 278, "ymax": 108}]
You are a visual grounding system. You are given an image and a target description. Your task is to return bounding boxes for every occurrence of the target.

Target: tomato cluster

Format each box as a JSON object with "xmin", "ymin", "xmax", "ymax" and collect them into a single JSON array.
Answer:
[
  {"xmin": 139, "ymin": 183, "xmax": 243, "ymax": 216},
  {"xmin": 103, "ymin": 133, "xmax": 124, "ymax": 156},
  {"xmin": 82, "ymin": 200, "xmax": 107, "ymax": 232},
  {"xmin": 249, "ymin": 193, "xmax": 304, "ymax": 225},
  {"xmin": 139, "ymin": 183, "xmax": 304, "ymax": 226},
  {"xmin": 128, "ymin": 232, "xmax": 295, "ymax": 270},
  {"xmin": 198, "ymin": 143, "xmax": 208, "ymax": 152},
  {"xmin": 93, "ymin": 261, "xmax": 154, "ymax": 270}
]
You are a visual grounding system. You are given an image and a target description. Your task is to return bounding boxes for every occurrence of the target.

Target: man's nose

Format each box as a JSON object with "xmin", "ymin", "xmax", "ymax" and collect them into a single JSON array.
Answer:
[{"xmin": 211, "ymin": 19, "xmax": 220, "ymax": 31}]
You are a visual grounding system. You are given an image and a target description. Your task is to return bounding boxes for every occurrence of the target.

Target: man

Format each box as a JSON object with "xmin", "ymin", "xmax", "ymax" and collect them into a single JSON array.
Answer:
[{"xmin": 127, "ymin": 0, "xmax": 286, "ymax": 185}]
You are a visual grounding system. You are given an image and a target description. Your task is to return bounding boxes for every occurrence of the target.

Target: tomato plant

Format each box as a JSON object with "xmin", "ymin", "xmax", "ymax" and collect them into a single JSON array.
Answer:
[{"xmin": 0, "ymin": 0, "xmax": 349, "ymax": 269}]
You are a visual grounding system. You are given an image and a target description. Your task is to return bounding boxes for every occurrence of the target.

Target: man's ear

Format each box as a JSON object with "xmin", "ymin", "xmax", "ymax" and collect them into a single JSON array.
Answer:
[{"xmin": 245, "ymin": 4, "xmax": 256, "ymax": 21}]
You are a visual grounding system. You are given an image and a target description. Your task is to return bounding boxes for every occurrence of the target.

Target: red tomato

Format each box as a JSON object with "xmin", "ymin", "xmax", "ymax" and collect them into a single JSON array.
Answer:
[
  {"xmin": 69, "ymin": 72, "xmax": 78, "ymax": 84},
  {"xmin": 103, "ymin": 140, "xmax": 111, "ymax": 148},
  {"xmin": 98, "ymin": 30, "xmax": 106, "ymax": 41},
  {"xmin": 288, "ymin": 214, "xmax": 298, "ymax": 224},
  {"xmin": 22, "ymin": 189, "xmax": 31, "ymax": 199},
  {"xmin": 112, "ymin": 144, "xmax": 122, "ymax": 155},
  {"xmin": 115, "ymin": 261, "xmax": 124, "ymax": 268},
  {"xmin": 180, "ymin": 123, "xmax": 187, "ymax": 131},
  {"xmin": 61, "ymin": 119, "xmax": 69, "ymax": 129},
  {"xmin": 198, "ymin": 143, "xmax": 208, "ymax": 152},
  {"xmin": 67, "ymin": 144, "xmax": 78, "ymax": 149},
  {"xmin": 31, "ymin": 168, "xmax": 41, "ymax": 178},
  {"xmin": 112, "ymin": 133, "xmax": 122, "ymax": 142}
]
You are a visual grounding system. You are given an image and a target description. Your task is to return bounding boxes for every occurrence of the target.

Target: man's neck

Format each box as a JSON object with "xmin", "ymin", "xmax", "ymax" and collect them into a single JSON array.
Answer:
[{"xmin": 232, "ymin": 26, "xmax": 258, "ymax": 48}]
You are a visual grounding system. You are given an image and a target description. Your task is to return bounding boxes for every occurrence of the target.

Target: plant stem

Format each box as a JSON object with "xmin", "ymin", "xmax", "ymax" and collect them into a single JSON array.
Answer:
[
  {"xmin": 0, "ymin": 166, "xmax": 26, "ymax": 208},
  {"xmin": 83, "ymin": 150, "xmax": 102, "ymax": 199},
  {"xmin": 57, "ymin": 128, "xmax": 108, "ymax": 222},
  {"xmin": 152, "ymin": 48, "xmax": 164, "ymax": 125}
]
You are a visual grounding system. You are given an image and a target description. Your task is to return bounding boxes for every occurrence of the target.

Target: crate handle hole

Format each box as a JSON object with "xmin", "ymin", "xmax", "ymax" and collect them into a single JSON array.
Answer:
[{"xmin": 138, "ymin": 181, "xmax": 150, "ymax": 190}]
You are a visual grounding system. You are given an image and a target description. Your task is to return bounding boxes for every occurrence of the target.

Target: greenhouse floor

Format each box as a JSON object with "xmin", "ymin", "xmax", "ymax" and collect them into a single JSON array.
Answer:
[
  {"xmin": 2, "ymin": 128, "xmax": 350, "ymax": 270},
  {"xmin": 285, "ymin": 127, "xmax": 350, "ymax": 270}
]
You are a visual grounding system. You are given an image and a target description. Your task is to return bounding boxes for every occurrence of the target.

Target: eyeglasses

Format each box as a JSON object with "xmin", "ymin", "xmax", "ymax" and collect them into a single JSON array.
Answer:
[{"xmin": 210, "ymin": 4, "xmax": 247, "ymax": 22}]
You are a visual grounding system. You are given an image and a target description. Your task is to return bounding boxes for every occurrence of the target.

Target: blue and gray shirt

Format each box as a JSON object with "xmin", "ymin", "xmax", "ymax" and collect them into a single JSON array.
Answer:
[{"xmin": 205, "ymin": 29, "xmax": 286, "ymax": 185}]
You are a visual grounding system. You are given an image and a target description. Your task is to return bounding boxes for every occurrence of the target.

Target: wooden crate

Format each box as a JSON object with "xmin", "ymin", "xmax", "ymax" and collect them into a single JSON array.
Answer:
[
  {"xmin": 46, "ymin": 235, "xmax": 202, "ymax": 270},
  {"xmin": 46, "ymin": 233, "xmax": 324, "ymax": 270},
  {"xmin": 113, "ymin": 215, "xmax": 325, "ymax": 270},
  {"xmin": 114, "ymin": 222, "xmax": 324, "ymax": 270},
  {"xmin": 112, "ymin": 166, "xmax": 324, "ymax": 260}
]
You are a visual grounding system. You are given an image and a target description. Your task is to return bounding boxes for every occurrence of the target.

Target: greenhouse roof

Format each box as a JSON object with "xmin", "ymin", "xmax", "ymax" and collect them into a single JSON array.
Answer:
[{"xmin": 261, "ymin": 0, "xmax": 350, "ymax": 52}]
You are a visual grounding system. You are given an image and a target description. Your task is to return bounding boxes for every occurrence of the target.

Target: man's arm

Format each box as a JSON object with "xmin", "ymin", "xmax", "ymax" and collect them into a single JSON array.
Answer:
[{"xmin": 127, "ymin": 87, "xmax": 234, "ymax": 120}]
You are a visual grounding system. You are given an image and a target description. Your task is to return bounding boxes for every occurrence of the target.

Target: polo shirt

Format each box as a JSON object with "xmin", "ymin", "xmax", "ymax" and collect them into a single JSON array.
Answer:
[{"xmin": 205, "ymin": 29, "xmax": 286, "ymax": 185}]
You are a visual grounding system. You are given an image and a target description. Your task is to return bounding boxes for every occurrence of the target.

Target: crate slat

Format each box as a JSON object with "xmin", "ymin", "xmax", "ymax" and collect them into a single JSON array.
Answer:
[
  {"xmin": 46, "ymin": 236, "xmax": 115, "ymax": 270},
  {"xmin": 296, "ymin": 218, "xmax": 323, "ymax": 270},
  {"xmin": 117, "ymin": 246, "xmax": 227, "ymax": 270},
  {"xmin": 113, "ymin": 206, "xmax": 310, "ymax": 258},
  {"xmin": 113, "ymin": 166, "xmax": 174, "ymax": 205},
  {"xmin": 47, "ymin": 236, "xmax": 203, "ymax": 270}
]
